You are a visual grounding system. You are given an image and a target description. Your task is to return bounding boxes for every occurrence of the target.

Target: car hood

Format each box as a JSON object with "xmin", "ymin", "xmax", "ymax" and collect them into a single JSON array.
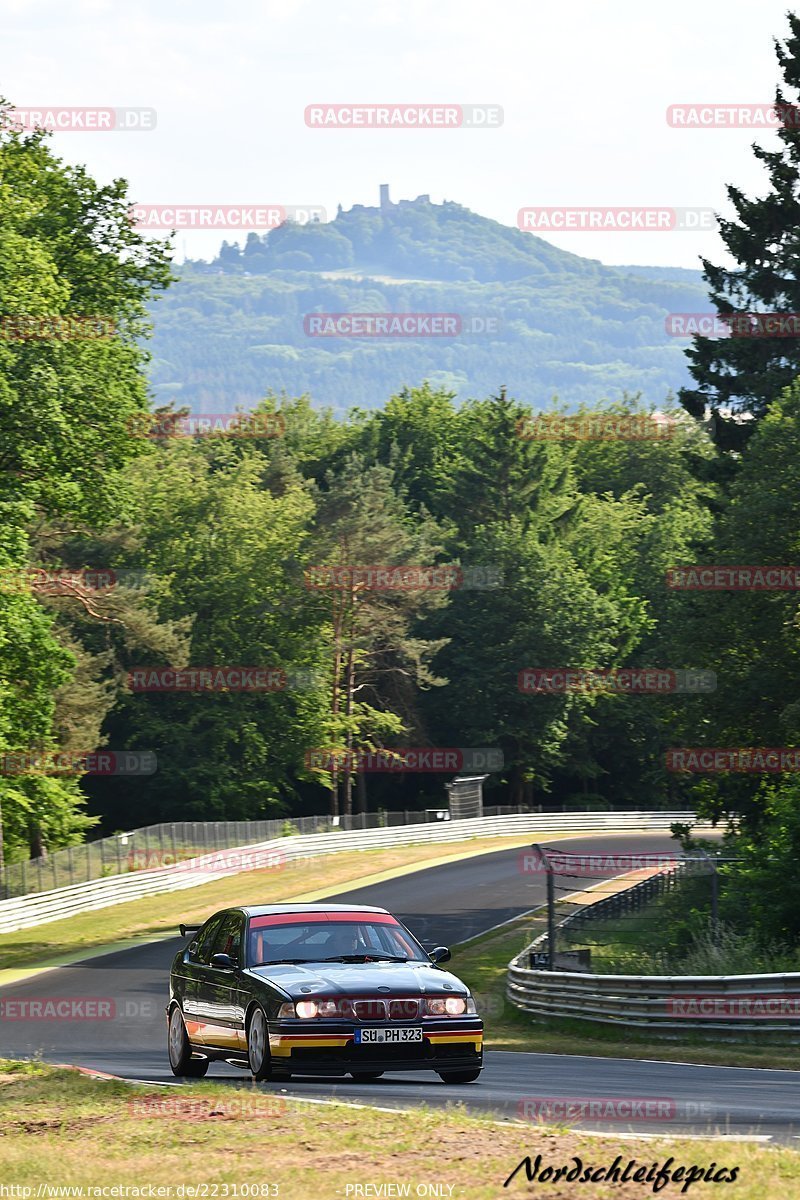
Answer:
[{"xmin": 246, "ymin": 960, "xmax": 467, "ymax": 998}]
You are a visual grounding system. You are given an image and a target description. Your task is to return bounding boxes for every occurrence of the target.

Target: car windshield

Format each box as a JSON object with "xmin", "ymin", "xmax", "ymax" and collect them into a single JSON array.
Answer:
[{"xmin": 247, "ymin": 917, "xmax": 426, "ymax": 966}]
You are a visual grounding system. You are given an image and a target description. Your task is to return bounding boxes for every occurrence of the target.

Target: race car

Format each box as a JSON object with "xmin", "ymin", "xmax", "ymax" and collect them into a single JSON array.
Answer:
[{"xmin": 167, "ymin": 903, "xmax": 483, "ymax": 1083}]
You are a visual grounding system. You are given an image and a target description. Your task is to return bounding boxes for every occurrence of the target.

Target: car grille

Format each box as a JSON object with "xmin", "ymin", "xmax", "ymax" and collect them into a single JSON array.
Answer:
[{"xmin": 351, "ymin": 998, "xmax": 421, "ymax": 1021}]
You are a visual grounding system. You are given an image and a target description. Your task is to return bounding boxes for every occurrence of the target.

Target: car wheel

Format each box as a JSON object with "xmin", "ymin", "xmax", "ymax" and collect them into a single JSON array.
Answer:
[
  {"xmin": 437, "ymin": 1069, "xmax": 482, "ymax": 1084},
  {"xmin": 350, "ymin": 1072, "xmax": 384, "ymax": 1082},
  {"xmin": 247, "ymin": 1006, "xmax": 276, "ymax": 1081},
  {"xmin": 168, "ymin": 1006, "xmax": 208, "ymax": 1077}
]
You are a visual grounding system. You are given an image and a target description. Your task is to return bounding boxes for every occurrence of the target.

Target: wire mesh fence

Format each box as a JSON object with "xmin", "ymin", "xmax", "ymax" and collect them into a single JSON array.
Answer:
[
  {"xmin": 522, "ymin": 845, "xmax": 730, "ymax": 972},
  {"xmin": 0, "ymin": 804, "xmax": 532, "ymax": 898}
]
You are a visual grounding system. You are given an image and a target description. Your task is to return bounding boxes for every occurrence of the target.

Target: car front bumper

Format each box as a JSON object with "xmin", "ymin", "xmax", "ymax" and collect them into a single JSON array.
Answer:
[{"xmin": 269, "ymin": 1018, "xmax": 483, "ymax": 1075}]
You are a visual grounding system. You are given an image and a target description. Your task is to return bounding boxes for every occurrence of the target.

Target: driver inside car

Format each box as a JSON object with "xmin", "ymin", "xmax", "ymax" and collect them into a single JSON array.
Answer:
[{"xmin": 324, "ymin": 925, "xmax": 368, "ymax": 957}]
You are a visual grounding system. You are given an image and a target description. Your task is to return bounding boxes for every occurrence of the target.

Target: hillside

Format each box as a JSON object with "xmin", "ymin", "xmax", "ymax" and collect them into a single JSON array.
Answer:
[{"xmin": 146, "ymin": 191, "xmax": 708, "ymax": 413}]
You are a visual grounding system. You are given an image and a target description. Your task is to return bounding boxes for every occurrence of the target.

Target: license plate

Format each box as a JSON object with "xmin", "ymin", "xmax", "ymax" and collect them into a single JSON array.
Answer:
[{"xmin": 354, "ymin": 1027, "xmax": 423, "ymax": 1044}]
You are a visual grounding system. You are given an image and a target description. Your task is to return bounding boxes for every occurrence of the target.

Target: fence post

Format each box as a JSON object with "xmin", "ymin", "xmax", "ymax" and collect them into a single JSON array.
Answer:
[
  {"xmin": 702, "ymin": 851, "xmax": 720, "ymax": 944},
  {"xmin": 547, "ymin": 865, "xmax": 556, "ymax": 969}
]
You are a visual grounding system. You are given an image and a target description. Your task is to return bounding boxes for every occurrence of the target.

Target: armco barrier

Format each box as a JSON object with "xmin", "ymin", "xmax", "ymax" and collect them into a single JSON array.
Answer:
[
  {"xmin": 0, "ymin": 811, "xmax": 699, "ymax": 933},
  {"xmin": 506, "ymin": 962, "xmax": 800, "ymax": 1037},
  {"xmin": 507, "ymin": 860, "xmax": 800, "ymax": 1037}
]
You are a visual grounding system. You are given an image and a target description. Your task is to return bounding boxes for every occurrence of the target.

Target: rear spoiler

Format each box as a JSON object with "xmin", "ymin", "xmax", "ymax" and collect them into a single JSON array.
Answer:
[{"xmin": 179, "ymin": 923, "xmax": 201, "ymax": 937}]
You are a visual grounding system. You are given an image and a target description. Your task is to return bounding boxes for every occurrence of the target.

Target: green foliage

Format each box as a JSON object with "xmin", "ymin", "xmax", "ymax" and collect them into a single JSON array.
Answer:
[
  {"xmin": 0, "ymin": 116, "xmax": 170, "ymax": 862},
  {"xmin": 147, "ymin": 199, "xmax": 705, "ymax": 414},
  {"xmin": 680, "ymin": 13, "xmax": 800, "ymax": 449}
]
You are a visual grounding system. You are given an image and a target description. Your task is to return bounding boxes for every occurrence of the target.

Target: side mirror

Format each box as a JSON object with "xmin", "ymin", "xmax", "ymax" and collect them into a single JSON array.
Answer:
[
  {"xmin": 210, "ymin": 952, "xmax": 237, "ymax": 971},
  {"xmin": 429, "ymin": 946, "xmax": 451, "ymax": 964}
]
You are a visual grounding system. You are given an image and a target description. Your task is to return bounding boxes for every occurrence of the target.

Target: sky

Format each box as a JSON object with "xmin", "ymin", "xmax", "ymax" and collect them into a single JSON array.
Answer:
[{"xmin": 0, "ymin": 0, "xmax": 796, "ymax": 269}]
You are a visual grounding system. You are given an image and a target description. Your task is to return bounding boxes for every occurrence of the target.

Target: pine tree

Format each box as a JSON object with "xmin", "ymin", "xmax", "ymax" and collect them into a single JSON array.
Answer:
[{"xmin": 679, "ymin": 14, "xmax": 800, "ymax": 450}]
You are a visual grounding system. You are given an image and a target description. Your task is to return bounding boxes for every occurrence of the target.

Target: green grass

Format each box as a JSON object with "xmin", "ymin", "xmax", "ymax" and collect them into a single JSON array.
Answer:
[
  {"xmin": 451, "ymin": 916, "xmax": 800, "ymax": 1070},
  {"xmin": 558, "ymin": 889, "xmax": 800, "ymax": 976},
  {"xmin": 0, "ymin": 1058, "xmax": 797, "ymax": 1199}
]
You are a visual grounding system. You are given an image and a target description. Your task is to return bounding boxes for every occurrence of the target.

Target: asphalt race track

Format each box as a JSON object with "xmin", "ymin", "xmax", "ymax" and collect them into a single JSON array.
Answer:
[{"xmin": 3, "ymin": 832, "xmax": 800, "ymax": 1142}]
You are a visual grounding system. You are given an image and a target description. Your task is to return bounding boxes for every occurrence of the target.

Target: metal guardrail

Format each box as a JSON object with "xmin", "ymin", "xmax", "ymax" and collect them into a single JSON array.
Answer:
[
  {"xmin": 0, "ymin": 810, "xmax": 699, "ymax": 934},
  {"xmin": 507, "ymin": 862, "xmax": 800, "ymax": 1037},
  {"xmin": 5, "ymin": 809, "xmax": 525, "ymax": 898}
]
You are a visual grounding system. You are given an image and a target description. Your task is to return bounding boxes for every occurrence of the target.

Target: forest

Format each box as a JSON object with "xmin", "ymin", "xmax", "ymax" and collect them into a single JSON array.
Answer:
[{"xmin": 6, "ymin": 14, "xmax": 800, "ymax": 952}]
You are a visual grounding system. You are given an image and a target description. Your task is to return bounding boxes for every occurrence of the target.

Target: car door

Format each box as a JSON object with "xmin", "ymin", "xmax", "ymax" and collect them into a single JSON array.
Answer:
[
  {"xmin": 194, "ymin": 910, "xmax": 248, "ymax": 1051},
  {"xmin": 182, "ymin": 913, "xmax": 225, "ymax": 1045}
]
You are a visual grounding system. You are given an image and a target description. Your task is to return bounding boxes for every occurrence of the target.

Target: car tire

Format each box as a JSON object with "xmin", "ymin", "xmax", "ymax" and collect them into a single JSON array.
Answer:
[
  {"xmin": 350, "ymin": 1072, "xmax": 384, "ymax": 1082},
  {"xmin": 247, "ymin": 1006, "xmax": 278, "ymax": 1082},
  {"xmin": 437, "ymin": 1069, "xmax": 482, "ymax": 1084},
  {"xmin": 168, "ymin": 1006, "xmax": 209, "ymax": 1077}
]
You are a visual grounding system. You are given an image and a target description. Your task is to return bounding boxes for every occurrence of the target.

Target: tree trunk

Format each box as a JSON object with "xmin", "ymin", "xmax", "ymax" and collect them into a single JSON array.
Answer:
[
  {"xmin": 329, "ymin": 588, "xmax": 344, "ymax": 818},
  {"xmin": 29, "ymin": 825, "xmax": 47, "ymax": 859},
  {"xmin": 356, "ymin": 768, "xmax": 367, "ymax": 815},
  {"xmin": 343, "ymin": 643, "xmax": 355, "ymax": 817}
]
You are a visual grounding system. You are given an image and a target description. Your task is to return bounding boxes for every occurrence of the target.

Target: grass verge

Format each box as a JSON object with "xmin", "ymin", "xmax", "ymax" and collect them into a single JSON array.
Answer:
[
  {"xmin": 0, "ymin": 1059, "xmax": 796, "ymax": 1200},
  {"xmin": 451, "ymin": 916, "xmax": 800, "ymax": 1071}
]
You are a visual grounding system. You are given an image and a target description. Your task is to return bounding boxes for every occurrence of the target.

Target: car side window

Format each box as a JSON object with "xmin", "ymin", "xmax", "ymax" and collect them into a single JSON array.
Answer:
[
  {"xmin": 192, "ymin": 914, "xmax": 224, "ymax": 964},
  {"xmin": 212, "ymin": 911, "xmax": 244, "ymax": 962}
]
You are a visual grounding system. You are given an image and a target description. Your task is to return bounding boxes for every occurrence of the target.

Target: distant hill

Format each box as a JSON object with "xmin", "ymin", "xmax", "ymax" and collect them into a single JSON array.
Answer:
[{"xmin": 146, "ymin": 190, "xmax": 708, "ymax": 413}]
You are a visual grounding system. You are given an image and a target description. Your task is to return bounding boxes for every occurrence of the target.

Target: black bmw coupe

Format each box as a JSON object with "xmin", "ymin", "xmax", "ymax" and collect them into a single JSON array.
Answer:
[{"xmin": 167, "ymin": 903, "xmax": 483, "ymax": 1083}]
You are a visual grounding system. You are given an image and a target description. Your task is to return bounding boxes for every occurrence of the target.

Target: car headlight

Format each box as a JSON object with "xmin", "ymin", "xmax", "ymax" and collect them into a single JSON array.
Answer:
[
  {"xmin": 313, "ymin": 999, "xmax": 341, "ymax": 1017},
  {"xmin": 284, "ymin": 999, "xmax": 344, "ymax": 1019},
  {"xmin": 465, "ymin": 995, "xmax": 478, "ymax": 1015},
  {"xmin": 425, "ymin": 995, "xmax": 467, "ymax": 1016}
]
